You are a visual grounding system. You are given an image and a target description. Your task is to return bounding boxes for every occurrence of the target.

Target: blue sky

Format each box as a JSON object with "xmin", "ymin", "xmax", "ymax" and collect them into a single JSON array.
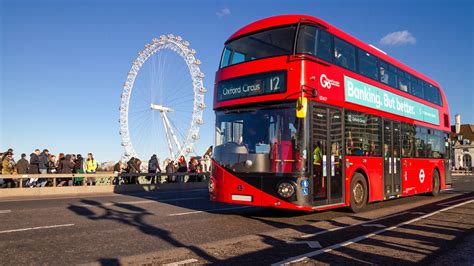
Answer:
[{"xmin": 1, "ymin": 0, "xmax": 473, "ymax": 162}]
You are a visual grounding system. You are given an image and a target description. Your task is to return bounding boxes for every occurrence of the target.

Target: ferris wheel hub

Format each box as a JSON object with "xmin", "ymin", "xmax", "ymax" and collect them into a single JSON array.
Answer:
[{"xmin": 150, "ymin": 103, "xmax": 174, "ymax": 113}]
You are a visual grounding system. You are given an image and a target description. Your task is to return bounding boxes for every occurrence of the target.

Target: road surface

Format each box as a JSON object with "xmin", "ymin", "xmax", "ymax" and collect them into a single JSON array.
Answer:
[{"xmin": 0, "ymin": 175, "xmax": 473, "ymax": 265}]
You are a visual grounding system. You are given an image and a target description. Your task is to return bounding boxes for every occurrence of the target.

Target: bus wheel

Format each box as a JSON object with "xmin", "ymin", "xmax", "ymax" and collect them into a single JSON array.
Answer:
[
  {"xmin": 350, "ymin": 173, "xmax": 368, "ymax": 213},
  {"xmin": 430, "ymin": 170, "xmax": 440, "ymax": 196}
]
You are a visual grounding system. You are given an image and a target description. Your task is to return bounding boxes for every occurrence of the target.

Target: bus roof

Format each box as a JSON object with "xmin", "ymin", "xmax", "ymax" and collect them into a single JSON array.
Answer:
[{"xmin": 226, "ymin": 14, "xmax": 442, "ymax": 89}]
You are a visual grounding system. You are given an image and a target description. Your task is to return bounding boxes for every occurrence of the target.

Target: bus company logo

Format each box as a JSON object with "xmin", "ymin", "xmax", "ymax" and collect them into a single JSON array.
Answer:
[
  {"xmin": 419, "ymin": 169, "xmax": 425, "ymax": 183},
  {"xmin": 320, "ymin": 74, "xmax": 340, "ymax": 89}
]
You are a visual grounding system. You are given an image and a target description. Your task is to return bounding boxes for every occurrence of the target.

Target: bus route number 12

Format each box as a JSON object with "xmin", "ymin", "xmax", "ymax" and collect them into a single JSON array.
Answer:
[{"xmin": 269, "ymin": 76, "xmax": 280, "ymax": 91}]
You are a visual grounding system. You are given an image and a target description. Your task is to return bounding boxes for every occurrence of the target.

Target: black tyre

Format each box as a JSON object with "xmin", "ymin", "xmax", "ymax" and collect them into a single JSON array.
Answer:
[
  {"xmin": 350, "ymin": 173, "xmax": 368, "ymax": 213},
  {"xmin": 430, "ymin": 170, "xmax": 440, "ymax": 196}
]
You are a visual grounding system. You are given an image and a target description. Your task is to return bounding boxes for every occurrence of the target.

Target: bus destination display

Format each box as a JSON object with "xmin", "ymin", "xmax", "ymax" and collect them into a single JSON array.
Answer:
[{"xmin": 217, "ymin": 70, "xmax": 287, "ymax": 101}]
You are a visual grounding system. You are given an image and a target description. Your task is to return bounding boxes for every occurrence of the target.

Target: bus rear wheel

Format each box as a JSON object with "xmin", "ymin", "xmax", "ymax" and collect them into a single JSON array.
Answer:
[
  {"xmin": 430, "ymin": 170, "xmax": 440, "ymax": 196},
  {"xmin": 350, "ymin": 173, "xmax": 368, "ymax": 213}
]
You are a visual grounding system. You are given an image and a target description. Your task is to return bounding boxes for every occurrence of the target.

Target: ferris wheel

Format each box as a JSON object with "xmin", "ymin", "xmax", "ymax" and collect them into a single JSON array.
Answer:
[{"xmin": 119, "ymin": 34, "xmax": 206, "ymax": 161}]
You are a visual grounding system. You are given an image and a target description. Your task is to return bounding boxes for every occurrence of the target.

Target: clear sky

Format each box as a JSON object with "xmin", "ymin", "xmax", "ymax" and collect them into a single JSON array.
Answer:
[{"xmin": 1, "ymin": 0, "xmax": 473, "ymax": 162}]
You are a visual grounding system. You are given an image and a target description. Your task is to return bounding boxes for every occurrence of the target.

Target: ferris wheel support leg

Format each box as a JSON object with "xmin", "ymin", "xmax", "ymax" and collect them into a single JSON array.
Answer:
[
  {"xmin": 163, "ymin": 112, "xmax": 182, "ymax": 154},
  {"xmin": 160, "ymin": 113, "xmax": 175, "ymax": 159}
]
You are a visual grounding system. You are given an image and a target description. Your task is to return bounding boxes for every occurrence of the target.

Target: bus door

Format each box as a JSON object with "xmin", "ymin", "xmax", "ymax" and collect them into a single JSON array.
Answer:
[
  {"xmin": 383, "ymin": 120, "xmax": 402, "ymax": 197},
  {"xmin": 312, "ymin": 105, "xmax": 344, "ymax": 206}
]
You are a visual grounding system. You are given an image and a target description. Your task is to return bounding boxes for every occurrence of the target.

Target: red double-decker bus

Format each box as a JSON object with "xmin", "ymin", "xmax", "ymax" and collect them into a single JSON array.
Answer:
[{"xmin": 209, "ymin": 15, "xmax": 452, "ymax": 212}]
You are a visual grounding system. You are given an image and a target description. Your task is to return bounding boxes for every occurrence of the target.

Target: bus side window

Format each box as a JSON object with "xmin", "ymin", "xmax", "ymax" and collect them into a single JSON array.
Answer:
[
  {"xmin": 317, "ymin": 30, "xmax": 332, "ymax": 62},
  {"xmin": 401, "ymin": 123, "xmax": 415, "ymax": 157},
  {"xmin": 415, "ymin": 126, "xmax": 427, "ymax": 158},
  {"xmin": 334, "ymin": 37, "xmax": 356, "ymax": 71}
]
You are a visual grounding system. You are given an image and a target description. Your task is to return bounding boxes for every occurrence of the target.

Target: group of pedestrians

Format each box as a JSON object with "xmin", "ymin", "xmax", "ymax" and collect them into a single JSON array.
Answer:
[
  {"xmin": 0, "ymin": 148, "xmax": 98, "ymax": 188},
  {"xmin": 114, "ymin": 154, "xmax": 212, "ymax": 184},
  {"xmin": 1, "ymin": 148, "xmax": 212, "ymax": 188}
]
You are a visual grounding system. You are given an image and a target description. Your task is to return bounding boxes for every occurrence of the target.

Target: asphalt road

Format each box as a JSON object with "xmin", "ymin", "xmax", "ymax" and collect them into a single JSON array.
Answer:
[{"xmin": 0, "ymin": 176, "xmax": 473, "ymax": 265}]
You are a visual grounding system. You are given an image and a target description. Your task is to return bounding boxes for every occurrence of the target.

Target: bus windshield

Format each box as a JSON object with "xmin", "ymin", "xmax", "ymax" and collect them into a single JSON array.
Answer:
[
  {"xmin": 214, "ymin": 103, "xmax": 307, "ymax": 173},
  {"xmin": 220, "ymin": 25, "xmax": 296, "ymax": 68}
]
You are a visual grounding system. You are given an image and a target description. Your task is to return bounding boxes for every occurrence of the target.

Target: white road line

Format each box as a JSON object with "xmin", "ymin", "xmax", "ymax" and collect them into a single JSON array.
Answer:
[
  {"xmin": 361, "ymin": 224, "xmax": 385, "ymax": 228},
  {"xmin": 78, "ymin": 197, "xmax": 207, "ymax": 207},
  {"xmin": 0, "ymin": 189, "xmax": 208, "ymax": 203},
  {"xmin": 301, "ymin": 211, "xmax": 409, "ymax": 239},
  {"xmin": 273, "ymin": 199, "xmax": 474, "ymax": 265},
  {"xmin": 168, "ymin": 206, "xmax": 253, "ymax": 216},
  {"xmin": 163, "ymin": 258, "xmax": 199, "ymax": 266},
  {"xmin": 0, "ymin": 224, "xmax": 75, "ymax": 234},
  {"xmin": 437, "ymin": 196, "xmax": 474, "ymax": 206},
  {"xmin": 0, "ymin": 210, "xmax": 12, "ymax": 214}
]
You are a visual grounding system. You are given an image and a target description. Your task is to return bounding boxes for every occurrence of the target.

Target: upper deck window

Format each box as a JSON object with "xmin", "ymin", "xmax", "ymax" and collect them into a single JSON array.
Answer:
[
  {"xmin": 334, "ymin": 37, "xmax": 356, "ymax": 71},
  {"xmin": 358, "ymin": 49, "xmax": 378, "ymax": 80},
  {"xmin": 296, "ymin": 24, "xmax": 333, "ymax": 62},
  {"xmin": 220, "ymin": 25, "xmax": 296, "ymax": 68}
]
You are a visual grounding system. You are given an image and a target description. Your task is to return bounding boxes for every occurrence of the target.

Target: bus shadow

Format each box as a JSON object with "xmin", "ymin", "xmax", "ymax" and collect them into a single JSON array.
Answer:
[
  {"xmin": 67, "ymin": 198, "xmax": 220, "ymax": 265},
  {"xmin": 66, "ymin": 191, "xmax": 473, "ymax": 265}
]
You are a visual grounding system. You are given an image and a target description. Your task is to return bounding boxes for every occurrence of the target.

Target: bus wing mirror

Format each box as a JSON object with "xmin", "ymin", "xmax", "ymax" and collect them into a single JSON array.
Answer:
[{"xmin": 296, "ymin": 96, "xmax": 308, "ymax": 118}]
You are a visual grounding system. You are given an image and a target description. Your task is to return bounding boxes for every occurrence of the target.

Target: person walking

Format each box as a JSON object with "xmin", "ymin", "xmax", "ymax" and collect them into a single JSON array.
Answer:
[
  {"xmin": 85, "ymin": 153, "xmax": 98, "ymax": 186},
  {"xmin": 147, "ymin": 154, "xmax": 161, "ymax": 184},
  {"xmin": 47, "ymin": 155, "xmax": 57, "ymax": 174},
  {"xmin": 113, "ymin": 160, "xmax": 123, "ymax": 185},
  {"xmin": 1, "ymin": 152, "xmax": 16, "ymax": 188},
  {"xmin": 27, "ymin": 149, "xmax": 41, "ymax": 187},
  {"xmin": 38, "ymin": 149, "xmax": 50, "ymax": 187},
  {"xmin": 126, "ymin": 157, "xmax": 139, "ymax": 184},
  {"xmin": 165, "ymin": 160, "xmax": 176, "ymax": 183},
  {"xmin": 58, "ymin": 154, "xmax": 75, "ymax": 186},
  {"xmin": 16, "ymin": 153, "xmax": 29, "ymax": 174},
  {"xmin": 73, "ymin": 154, "xmax": 85, "ymax": 185},
  {"xmin": 202, "ymin": 154, "xmax": 211, "ymax": 172},
  {"xmin": 177, "ymin": 155, "xmax": 187, "ymax": 183}
]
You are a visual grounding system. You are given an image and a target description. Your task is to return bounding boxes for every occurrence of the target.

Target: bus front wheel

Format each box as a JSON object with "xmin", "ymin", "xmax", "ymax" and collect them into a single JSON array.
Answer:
[
  {"xmin": 430, "ymin": 170, "xmax": 440, "ymax": 196},
  {"xmin": 350, "ymin": 173, "xmax": 368, "ymax": 213}
]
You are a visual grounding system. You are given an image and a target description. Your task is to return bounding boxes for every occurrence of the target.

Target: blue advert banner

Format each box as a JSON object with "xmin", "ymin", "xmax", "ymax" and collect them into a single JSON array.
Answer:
[{"xmin": 344, "ymin": 75, "xmax": 439, "ymax": 125}]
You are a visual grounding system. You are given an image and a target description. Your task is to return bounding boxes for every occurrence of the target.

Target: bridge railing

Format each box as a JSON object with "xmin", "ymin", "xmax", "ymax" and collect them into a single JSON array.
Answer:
[
  {"xmin": 451, "ymin": 169, "xmax": 473, "ymax": 176},
  {"xmin": 0, "ymin": 172, "xmax": 210, "ymax": 188}
]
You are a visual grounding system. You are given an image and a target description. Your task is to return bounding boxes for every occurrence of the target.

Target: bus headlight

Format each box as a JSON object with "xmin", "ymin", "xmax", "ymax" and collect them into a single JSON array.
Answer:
[
  {"xmin": 208, "ymin": 178, "xmax": 215, "ymax": 193},
  {"xmin": 277, "ymin": 181, "xmax": 295, "ymax": 198}
]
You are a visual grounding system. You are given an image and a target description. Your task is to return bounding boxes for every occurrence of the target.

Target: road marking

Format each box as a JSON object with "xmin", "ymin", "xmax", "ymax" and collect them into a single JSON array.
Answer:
[
  {"xmin": 0, "ymin": 224, "xmax": 75, "ymax": 234},
  {"xmin": 0, "ymin": 189, "xmax": 208, "ymax": 203},
  {"xmin": 163, "ymin": 259, "xmax": 198, "ymax": 266},
  {"xmin": 361, "ymin": 224, "xmax": 385, "ymax": 228},
  {"xmin": 301, "ymin": 211, "xmax": 409, "ymax": 239},
  {"xmin": 273, "ymin": 199, "xmax": 474, "ymax": 265},
  {"xmin": 78, "ymin": 197, "xmax": 207, "ymax": 207},
  {"xmin": 0, "ymin": 210, "xmax": 12, "ymax": 214},
  {"xmin": 410, "ymin": 212, "xmax": 426, "ymax": 215},
  {"xmin": 168, "ymin": 206, "xmax": 253, "ymax": 216},
  {"xmin": 437, "ymin": 196, "xmax": 474, "ymax": 206},
  {"xmin": 287, "ymin": 241, "xmax": 322, "ymax": 248}
]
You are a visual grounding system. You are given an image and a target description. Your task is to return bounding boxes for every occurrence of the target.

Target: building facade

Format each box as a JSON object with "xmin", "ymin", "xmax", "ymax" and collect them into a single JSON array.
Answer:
[{"xmin": 451, "ymin": 114, "xmax": 474, "ymax": 170}]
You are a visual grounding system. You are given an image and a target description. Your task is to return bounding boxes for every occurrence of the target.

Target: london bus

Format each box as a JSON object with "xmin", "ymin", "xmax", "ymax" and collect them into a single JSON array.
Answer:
[{"xmin": 209, "ymin": 14, "xmax": 452, "ymax": 212}]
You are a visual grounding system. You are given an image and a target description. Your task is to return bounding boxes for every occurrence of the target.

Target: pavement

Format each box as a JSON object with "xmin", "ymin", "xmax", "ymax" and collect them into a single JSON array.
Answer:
[{"xmin": 0, "ymin": 176, "xmax": 473, "ymax": 265}]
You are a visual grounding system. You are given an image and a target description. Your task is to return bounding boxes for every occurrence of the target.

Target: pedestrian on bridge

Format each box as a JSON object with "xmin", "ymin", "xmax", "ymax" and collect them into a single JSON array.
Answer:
[
  {"xmin": 27, "ymin": 149, "xmax": 41, "ymax": 187},
  {"xmin": 73, "ymin": 154, "xmax": 85, "ymax": 185},
  {"xmin": 16, "ymin": 153, "xmax": 29, "ymax": 175},
  {"xmin": 58, "ymin": 154, "xmax": 75, "ymax": 186},
  {"xmin": 1, "ymin": 152, "xmax": 16, "ymax": 188},
  {"xmin": 38, "ymin": 149, "xmax": 50, "ymax": 187},
  {"xmin": 147, "ymin": 154, "xmax": 161, "ymax": 184},
  {"xmin": 85, "ymin": 153, "xmax": 98, "ymax": 186}
]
